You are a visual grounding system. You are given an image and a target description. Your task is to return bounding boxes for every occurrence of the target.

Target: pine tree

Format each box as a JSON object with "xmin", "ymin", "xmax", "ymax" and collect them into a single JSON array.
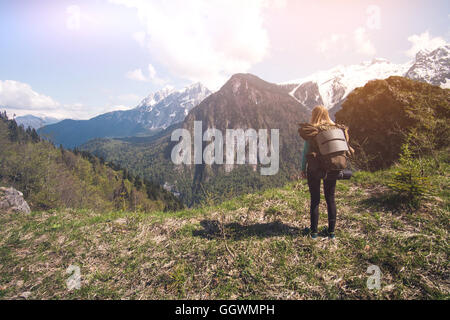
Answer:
[
  {"xmin": 134, "ymin": 176, "xmax": 143, "ymax": 190},
  {"xmin": 31, "ymin": 128, "xmax": 40, "ymax": 143},
  {"xmin": 8, "ymin": 120, "xmax": 19, "ymax": 142},
  {"xmin": 388, "ymin": 143, "xmax": 431, "ymax": 209}
]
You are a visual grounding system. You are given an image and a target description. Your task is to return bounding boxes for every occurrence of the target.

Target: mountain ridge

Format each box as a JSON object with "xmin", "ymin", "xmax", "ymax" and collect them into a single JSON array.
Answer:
[
  {"xmin": 281, "ymin": 44, "xmax": 449, "ymax": 115},
  {"xmin": 38, "ymin": 83, "xmax": 211, "ymax": 149},
  {"xmin": 83, "ymin": 73, "xmax": 311, "ymax": 205},
  {"xmin": 37, "ymin": 45, "xmax": 449, "ymax": 148},
  {"xmin": 15, "ymin": 114, "xmax": 61, "ymax": 130}
]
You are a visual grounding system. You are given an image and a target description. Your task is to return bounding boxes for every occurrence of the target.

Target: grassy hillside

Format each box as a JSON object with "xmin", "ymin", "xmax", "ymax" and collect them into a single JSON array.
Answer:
[
  {"xmin": 1, "ymin": 152, "xmax": 448, "ymax": 299},
  {"xmin": 0, "ymin": 112, "xmax": 182, "ymax": 212}
]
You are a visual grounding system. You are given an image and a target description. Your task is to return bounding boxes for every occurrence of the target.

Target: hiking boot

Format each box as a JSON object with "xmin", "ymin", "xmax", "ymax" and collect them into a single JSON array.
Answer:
[
  {"xmin": 328, "ymin": 232, "xmax": 336, "ymax": 240},
  {"xmin": 311, "ymin": 232, "xmax": 318, "ymax": 240}
]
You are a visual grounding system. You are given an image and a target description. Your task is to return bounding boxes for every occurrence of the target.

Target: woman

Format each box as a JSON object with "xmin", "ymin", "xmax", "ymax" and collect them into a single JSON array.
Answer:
[{"xmin": 298, "ymin": 106, "xmax": 351, "ymax": 240}]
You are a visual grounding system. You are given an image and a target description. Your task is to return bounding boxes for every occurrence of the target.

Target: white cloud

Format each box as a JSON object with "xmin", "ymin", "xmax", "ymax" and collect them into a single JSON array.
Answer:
[
  {"xmin": 110, "ymin": 0, "xmax": 284, "ymax": 89},
  {"xmin": 66, "ymin": 5, "xmax": 81, "ymax": 31},
  {"xmin": 268, "ymin": 0, "xmax": 286, "ymax": 9},
  {"xmin": 316, "ymin": 27, "xmax": 376, "ymax": 58},
  {"xmin": 132, "ymin": 31, "xmax": 146, "ymax": 47},
  {"xmin": 116, "ymin": 93, "xmax": 141, "ymax": 104},
  {"xmin": 147, "ymin": 64, "xmax": 158, "ymax": 79},
  {"xmin": 317, "ymin": 33, "xmax": 348, "ymax": 57},
  {"xmin": 366, "ymin": 5, "xmax": 381, "ymax": 30},
  {"xmin": 126, "ymin": 63, "xmax": 167, "ymax": 85},
  {"xmin": 0, "ymin": 79, "xmax": 124, "ymax": 120},
  {"xmin": 0, "ymin": 80, "xmax": 60, "ymax": 110},
  {"xmin": 110, "ymin": 93, "xmax": 141, "ymax": 108},
  {"xmin": 405, "ymin": 31, "xmax": 447, "ymax": 57},
  {"xmin": 126, "ymin": 68, "xmax": 148, "ymax": 82},
  {"xmin": 354, "ymin": 27, "xmax": 376, "ymax": 56}
]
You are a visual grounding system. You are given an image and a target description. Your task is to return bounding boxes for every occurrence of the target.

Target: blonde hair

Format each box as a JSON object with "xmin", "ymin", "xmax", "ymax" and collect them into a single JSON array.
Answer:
[{"xmin": 310, "ymin": 105, "xmax": 335, "ymax": 126}]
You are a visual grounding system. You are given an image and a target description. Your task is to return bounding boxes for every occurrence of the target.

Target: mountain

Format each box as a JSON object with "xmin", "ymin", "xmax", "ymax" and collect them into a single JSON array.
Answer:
[
  {"xmin": 282, "ymin": 44, "xmax": 450, "ymax": 116},
  {"xmin": 82, "ymin": 74, "xmax": 449, "ymax": 206},
  {"xmin": 39, "ymin": 83, "xmax": 211, "ymax": 149},
  {"xmin": 405, "ymin": 45, "xmax": 450, "ymax": 87},
  {"xmin": 15, "ymin": 114, "xmax": 60, "ymax": 130},
  {"xmin": 135, "ymin": 83, "xmax": 211, "ymax": 128},
  {"xmin": 82, "ymin": 74, "xmax": 310, "ymax": 206},
  {"xmin": 0, "ymin": 112, "xmax": 183, "ymax": 212},
  {"xmin": 335, "ymin": 76, "xmax": 450, "ymax": 170},
  {"xmin": 80, "ymin": 46, "xmax": 449, "ymax": 205},
  {"xmin": 182, "ymin": 74, "xmax": 309, "ymax": 192}
]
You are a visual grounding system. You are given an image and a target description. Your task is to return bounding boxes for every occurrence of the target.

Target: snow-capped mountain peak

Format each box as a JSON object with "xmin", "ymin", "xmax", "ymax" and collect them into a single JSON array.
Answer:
[
  {"xmin": 137, "ymin": 86, "xmax": 176, "ymax": 110},
  {"xmin": 282, "ymin": 44, "xmax": 449, "ymax": 115},
  {"xmin": 405, "ymin": 44, "xmax": 450, "ymax": 87},
  {"xmin": 130, "ymin": 83, "xmax": 211, "ymax": 129},
  {"xmin": 284, "ymin": 58, "xmax": 410, "ymax": 111}
]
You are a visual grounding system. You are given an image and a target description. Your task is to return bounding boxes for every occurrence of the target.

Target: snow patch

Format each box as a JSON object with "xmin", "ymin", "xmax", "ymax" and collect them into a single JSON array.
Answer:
[
  {"xmin": 441, "ymin": 78, "xmax": 450, "ymax": 89},
  {"xmin": 283, "ymin": 57, "xmax": 416, "ymax": 109}
]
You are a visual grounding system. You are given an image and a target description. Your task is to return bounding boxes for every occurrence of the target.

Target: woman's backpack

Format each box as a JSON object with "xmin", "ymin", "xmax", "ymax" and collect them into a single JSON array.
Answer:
[{"xmin": 314, "ymin": 128, "xmax": 350, "ymax": 176}]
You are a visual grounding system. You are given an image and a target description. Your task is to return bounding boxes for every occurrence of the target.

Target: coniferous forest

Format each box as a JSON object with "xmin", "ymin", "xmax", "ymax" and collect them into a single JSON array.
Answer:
[{"xmin": 0, "ymin": 112, "xmax": 183, "ymax": 212}]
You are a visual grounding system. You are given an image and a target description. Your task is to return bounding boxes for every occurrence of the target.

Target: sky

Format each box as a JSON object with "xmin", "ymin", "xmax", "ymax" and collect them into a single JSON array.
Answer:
[{"xmin": 0, "ymin": 0, "xmax": 449, "ymax": 119}]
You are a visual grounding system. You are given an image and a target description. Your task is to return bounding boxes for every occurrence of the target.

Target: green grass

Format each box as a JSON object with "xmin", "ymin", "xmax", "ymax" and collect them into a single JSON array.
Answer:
[{"xmin": 0, "ymin": 165, "xmax": 449, "ymax": 300}]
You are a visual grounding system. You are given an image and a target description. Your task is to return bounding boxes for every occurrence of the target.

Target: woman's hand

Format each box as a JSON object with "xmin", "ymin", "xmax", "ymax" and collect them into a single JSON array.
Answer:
[{"xmin": 300, "ymin": 171, "xmax": 307, "ymax": 179}]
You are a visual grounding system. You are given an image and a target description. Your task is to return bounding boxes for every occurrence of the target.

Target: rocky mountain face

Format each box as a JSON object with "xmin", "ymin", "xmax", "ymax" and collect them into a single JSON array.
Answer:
[
  {"xmin": 405, "ymin": 45, "xmax": 450, "ymax": 87},
  {"xmin": 181, "ymin": 73, "xmax": 310, "ymax": 197},
  {"xmin": 282, "ymin": 45, "xmax": 450, "ymax": 116},
  {"xmin": 39, "ymin": 83, "xmax": 211, "ymax": 149},
  {"xmin": 335, "ymin": 76, "xmax": 450, "ymax": 170},
  {"xmin": 185, "ymin": 73, "xmax": 308, "ymax": 143},
  {"xmin": 126, "ymin": 82, "xmax": 211, "ymax": 130}
]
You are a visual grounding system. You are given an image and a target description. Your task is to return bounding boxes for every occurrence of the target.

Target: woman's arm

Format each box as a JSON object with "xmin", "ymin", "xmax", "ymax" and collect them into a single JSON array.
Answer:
[
  {"xmin": 301, "ymin": 140, "xmax": 309, "ymax": 172},
  {"xmin": 344, "ymin": 127, "xmax": 355, "ymax": 155}
]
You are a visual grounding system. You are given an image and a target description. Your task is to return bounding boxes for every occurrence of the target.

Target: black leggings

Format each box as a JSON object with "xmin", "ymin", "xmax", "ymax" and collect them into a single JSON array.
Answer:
[{"xmin": 307, "ymin": 168, "xmax": 337, "ymax": 234}]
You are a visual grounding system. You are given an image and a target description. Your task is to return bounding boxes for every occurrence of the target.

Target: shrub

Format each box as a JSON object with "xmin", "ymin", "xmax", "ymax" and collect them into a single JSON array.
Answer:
[{"xmin": 388, "ymin": 143, "xmax": 431, "ymax": 210}]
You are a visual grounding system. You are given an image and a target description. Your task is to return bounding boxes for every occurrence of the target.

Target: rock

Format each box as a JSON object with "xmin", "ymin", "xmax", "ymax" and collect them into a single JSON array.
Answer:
[
  {"xmin": 114, "ymin": 218, "xmax": 127, "ymax": 225},
  {"xmin": 19, "ymin": 291, "xmax": 32, "ymax": 299},
  {"xmin": 0, "ymin": 187, "xmax": 31, "ymax": 214}
]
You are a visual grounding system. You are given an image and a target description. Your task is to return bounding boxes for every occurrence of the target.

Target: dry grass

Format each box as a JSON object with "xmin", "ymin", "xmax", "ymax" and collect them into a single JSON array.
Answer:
[{"xmin": 0, "ymin": 172, "xmax": 449, "ymax": 300}]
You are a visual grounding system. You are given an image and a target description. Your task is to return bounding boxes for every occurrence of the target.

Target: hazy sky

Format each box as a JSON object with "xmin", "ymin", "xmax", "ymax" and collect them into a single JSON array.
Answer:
[{"xmin": 0, "ymin": 0, "xmax": 449, "ymax": 119}]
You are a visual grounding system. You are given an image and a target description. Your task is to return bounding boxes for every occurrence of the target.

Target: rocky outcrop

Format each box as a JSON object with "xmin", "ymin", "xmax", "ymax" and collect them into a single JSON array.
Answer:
[
  {"xmin": 405, "ymin": 45, "xmax": 450, "ymax": 87},
  {"xmin": 0, "ymin": 187, "xmax": 31, "ymax": 214}
]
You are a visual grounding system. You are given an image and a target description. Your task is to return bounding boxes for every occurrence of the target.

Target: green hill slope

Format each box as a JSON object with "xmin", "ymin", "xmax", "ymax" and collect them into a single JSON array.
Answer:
[
  {"xmin": 0, "ymin": 112, "xmax": 182, "ymax": 212},
  {"xmin": 336, "ymin": 76, "xmax": 449, "ymax": 170},
  {"xmin": 1, "ymin": 154, "xmax": 448, "ymax": 299}
]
